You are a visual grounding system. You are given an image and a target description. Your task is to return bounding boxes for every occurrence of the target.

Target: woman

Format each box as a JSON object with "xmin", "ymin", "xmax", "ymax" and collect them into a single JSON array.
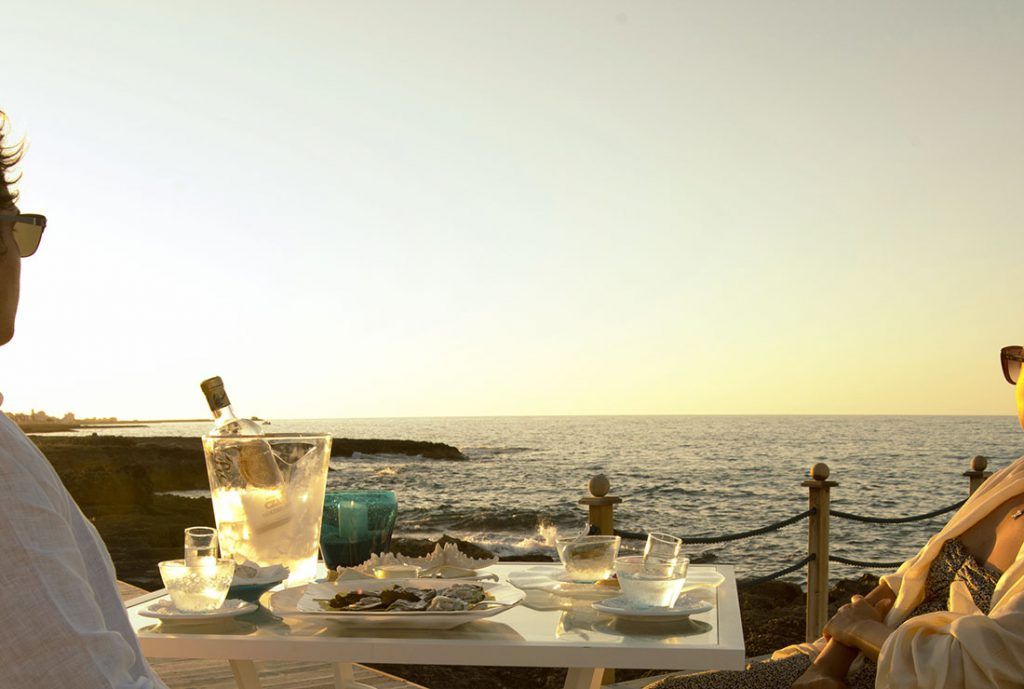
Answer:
[{"xmin": 650, "ymin": 349, "xmax": 1024, "ymax": 689}]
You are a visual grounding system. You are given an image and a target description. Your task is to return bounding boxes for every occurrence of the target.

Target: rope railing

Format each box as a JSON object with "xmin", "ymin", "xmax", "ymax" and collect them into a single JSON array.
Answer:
[
  {"xmin": 828, "ymin": 554, "xmax": 905, "ymax": 569},
  {"xmin": 577, "ymin": 454, "xmax": 993, "ymax": 644},
  {"xmin": 739, "ymin": 554, "xmax": 815, "ymax": 588},
  {"xmin": 610, "ymin": 509, "xmax": 814, "ymax": 545},
  {"xmin": 829, "ymin": 499, "xmax": 966, "ymax": 524}
]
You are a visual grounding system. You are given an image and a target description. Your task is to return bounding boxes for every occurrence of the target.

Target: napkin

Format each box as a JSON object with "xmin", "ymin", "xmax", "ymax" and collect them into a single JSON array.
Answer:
[{"xmin": 231, "ymin": 559, "xmax": 289, "ymax": 586}]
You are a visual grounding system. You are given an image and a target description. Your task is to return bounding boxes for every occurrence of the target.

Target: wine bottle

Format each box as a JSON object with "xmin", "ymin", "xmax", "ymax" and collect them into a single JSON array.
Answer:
[
  {"xmin": 201, "ymin": 376, "xmax": 284, "ymax": 487},
  {"xmin": 201, "ymin": 376, "xmax": 290, "ymax": 535}
]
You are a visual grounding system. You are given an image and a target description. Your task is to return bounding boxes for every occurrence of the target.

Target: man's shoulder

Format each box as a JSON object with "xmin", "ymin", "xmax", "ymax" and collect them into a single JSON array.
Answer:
[{"xmin": 0, "ymin": 414, "xmax": 70, "ymax": 511}]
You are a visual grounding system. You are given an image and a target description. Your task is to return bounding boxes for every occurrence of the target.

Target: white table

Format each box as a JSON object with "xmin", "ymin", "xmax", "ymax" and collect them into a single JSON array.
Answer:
[{"xmin": 125, "ymin": 563, "xmax": 745, "ymax": 689}]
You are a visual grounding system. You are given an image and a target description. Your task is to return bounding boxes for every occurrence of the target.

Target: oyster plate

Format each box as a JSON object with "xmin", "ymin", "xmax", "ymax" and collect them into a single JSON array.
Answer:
[{"xmin": 267, "ymin": 579, "xmax": 524, "ymax": 630}]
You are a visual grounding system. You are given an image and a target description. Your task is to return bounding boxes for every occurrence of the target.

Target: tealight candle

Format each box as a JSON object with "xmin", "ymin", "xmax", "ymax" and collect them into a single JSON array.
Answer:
[{"xmin": 338, "ymin": 500, "xmax": 369, "ymax": 540}]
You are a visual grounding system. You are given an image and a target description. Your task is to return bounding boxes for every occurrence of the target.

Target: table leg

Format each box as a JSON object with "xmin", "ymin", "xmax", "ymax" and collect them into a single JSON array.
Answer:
[
  {"xmin": 333, "ymin": 662, "xmax": 377, "ymax": 689},
  {"xmin": 564, "ymin": 667, "xmax": 604, "ymax": 689},
  {"xmin": 229, "ymin": 660, "xmax": 263, "ymax": 689}
]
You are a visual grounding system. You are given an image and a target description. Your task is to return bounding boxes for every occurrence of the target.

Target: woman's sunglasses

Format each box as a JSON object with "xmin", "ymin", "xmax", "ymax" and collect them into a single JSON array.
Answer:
[
  {"xmin": 1001, "ymin": 346, "xmax": 1024, "ymax": 385},
  {"xmin": 0, "ymin": 213, "xmax": 46, "ymax": 258}
]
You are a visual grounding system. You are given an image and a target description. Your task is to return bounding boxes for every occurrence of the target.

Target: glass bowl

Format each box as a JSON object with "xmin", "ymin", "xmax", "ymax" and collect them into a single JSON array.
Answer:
[
  {"xmin": 562, "ymin": 535, "xmax": 621, "ymax": 582},
  {"xmin": 555, "ymin": 536, "xmax": 578, "ymax": 565},
  {"xmin": 614, "ymin": 555, "xmax": 690, "ymax": 608},
  {"xmin": 158, "ymin": 558, "xmax": 236, "ymax": 612}
]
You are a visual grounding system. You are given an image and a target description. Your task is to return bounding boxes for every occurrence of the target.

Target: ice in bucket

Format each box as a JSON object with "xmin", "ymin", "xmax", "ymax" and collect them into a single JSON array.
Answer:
[{"xmin": 203, "ymin": 433, "xmax": 332, "ymax": 583}]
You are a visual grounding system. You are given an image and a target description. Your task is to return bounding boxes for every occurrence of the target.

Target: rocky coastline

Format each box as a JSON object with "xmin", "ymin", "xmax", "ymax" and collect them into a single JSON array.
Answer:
[{"xmin": 30, "ymin": 434, "xmax": 878, "ymax": 689}]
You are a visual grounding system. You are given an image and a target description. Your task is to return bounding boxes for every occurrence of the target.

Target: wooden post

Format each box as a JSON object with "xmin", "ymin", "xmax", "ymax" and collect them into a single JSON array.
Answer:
[
  {"xmin": 579, "ymin": 474, "xmax": 622, "ymax": 536},
  {"xmin": 578, "ymin": 475, "xmax": 621, "ymax": 686},
  {"xmin": 803, "ymin": 462, "xmax": 836, "ymax": 642},
  {"xmin": 963, "ymin": 455, "xmax": 991, "ymax": 495}
]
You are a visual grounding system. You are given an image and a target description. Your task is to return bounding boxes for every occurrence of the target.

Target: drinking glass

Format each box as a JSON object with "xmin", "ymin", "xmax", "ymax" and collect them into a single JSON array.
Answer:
[
  {"xmin": 159, "ymin": 558, "xmax": 236, "ymax": 612},
  {"xmin": 320, "ymin": 491, "xmax": 398, "ymax": 569},
  {"xmin": 643, "ymin": 531, "xmax": 682, "ymax": 565},
  {"xmin": 184, "ymin": 526, "xmax": 219, "ymax": 565},
  {"xmin": 615, "ymin": 555, "xmax": 689, "ymax": 607},
  {"xmin": 562, "ymin": 535, "xmax": 621, "ymax": 582}
]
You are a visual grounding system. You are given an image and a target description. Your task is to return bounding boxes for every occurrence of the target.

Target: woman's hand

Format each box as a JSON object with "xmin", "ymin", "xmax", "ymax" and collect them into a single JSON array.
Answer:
[
  {"xmin": 823, "ymin": 594, "xmax": 894, "ymax": 660},
  {"xmin": 792, "ymin": 663, "xmax": 848, "ymax": 689}
]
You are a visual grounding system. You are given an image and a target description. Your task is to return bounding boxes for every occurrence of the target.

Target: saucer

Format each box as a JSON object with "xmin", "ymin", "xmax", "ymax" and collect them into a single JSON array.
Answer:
[
  {"xmin": 139, "ymin": 598, "xmax": 258, "ymax": 621},
  {"xmin": 592, "ymin": 594, "xmax": 713, "ymax": 622}
]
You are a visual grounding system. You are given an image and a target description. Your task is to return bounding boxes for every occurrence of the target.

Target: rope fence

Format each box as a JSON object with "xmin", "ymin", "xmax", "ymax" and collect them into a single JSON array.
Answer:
[
  {"xmin": 610, "ymin": 509, "xmax": 814, "ymax": 545},
  {"xmin": 578, "ymin": 454, "xmax": 993, "ymax": 642},
  {"xmin": 738, "ymin": 554, "xmax": 815, "ymax": 588},
  {"xmin": 830, "ymin": 499, "xmax": 965, "ymax": 524},
  {"xmin": 828, "ymin": 554, "xmax": 905, "ymax": 569}
]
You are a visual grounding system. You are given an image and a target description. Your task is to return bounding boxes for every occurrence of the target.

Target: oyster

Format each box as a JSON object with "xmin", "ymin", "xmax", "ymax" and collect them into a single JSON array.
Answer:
[
  {"xmin": 426, "ymin": 595, "xmax": 469, "ymax": 611},
  {"xmin": 346, "ymin": 596, "xmax": 384, "ymax": 610},
  {"xmin": 379, "ymin": 586, "xmax": 420, "ymax": 607},
  {"xmin": 387, "ymin": 599, "xmax": 430, "ymax": 611},
  {"xmin": 440, "ymin": 584, "xmax": 486, "ymax": 604}
]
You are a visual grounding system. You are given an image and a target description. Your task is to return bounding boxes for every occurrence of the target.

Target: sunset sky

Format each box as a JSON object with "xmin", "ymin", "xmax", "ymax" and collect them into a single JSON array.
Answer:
[{"xmin": 2, "ymin": 1, "xmax": 1023, "ymax": 419}]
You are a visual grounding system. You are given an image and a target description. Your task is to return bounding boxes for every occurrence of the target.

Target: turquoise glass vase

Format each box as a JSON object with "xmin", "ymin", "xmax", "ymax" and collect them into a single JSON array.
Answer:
[{"xmin": 319, "ymin": 490, "xmax": 398, "ymax": 569}]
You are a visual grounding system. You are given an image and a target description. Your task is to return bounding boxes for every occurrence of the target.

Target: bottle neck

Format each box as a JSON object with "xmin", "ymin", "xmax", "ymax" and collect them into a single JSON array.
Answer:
[{"xmin": 211, "ymin": 404, "xmax": 237, "ymax": 423}]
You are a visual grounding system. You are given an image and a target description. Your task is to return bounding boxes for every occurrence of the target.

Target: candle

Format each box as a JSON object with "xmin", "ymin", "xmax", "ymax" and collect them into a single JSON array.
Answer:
[{"xmin": 338, "ymin": 500, "xmax": 369, "ymax": 541}]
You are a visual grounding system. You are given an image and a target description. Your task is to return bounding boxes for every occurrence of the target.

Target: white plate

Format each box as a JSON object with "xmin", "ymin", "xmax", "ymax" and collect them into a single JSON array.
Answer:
[
  {"xmin": 139, "ymin": 598, "xmax": 258, "ymax": 621},
  {"xmin": 509, "ymin": 565, "xmax": 724, "ymax": 600},
  {"xmin": 681, "ymin": 569, "xmax": 725, "ymax": 591},
  {"xmin": 268, "ymin": 579, "xmax": 525, "ymax": 630},
  {"xmin": 508, "ymin": 566, "xmax": 615, "ymax": 600},
  {"xmin": 592, "ymin": 594, "xmax": 713, "ymax": 622}
]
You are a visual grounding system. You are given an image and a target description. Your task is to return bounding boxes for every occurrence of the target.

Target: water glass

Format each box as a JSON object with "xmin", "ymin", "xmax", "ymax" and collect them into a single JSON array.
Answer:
[
  {"xmin": 158, "ymin": 558, "xmax": 236, "ymax": 612},
  {"xmin": 562, "ymin": 535, "xmax": 621, "ymax": 582},
  {"xmin": 615, "ymin": 555, "xmax": 689, "ymax": 608},
  {"xmin": 320, "ymin": 491, "xmax": 398, "ymax": 569},
  {"xmin": 643, "ymin": 531, "xmax": 682, "ymax": 566},
  {"xmin": 184, "ymin": 526, "xmax": 219, "ymax": 565}
]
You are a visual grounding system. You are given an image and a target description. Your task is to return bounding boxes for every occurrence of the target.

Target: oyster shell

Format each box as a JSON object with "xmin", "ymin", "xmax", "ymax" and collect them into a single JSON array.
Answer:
[
  {"xmin": 426, "ymin": 595, "xmax": 469, "ymax": 611},
  {"xmin": 386, "ymin": 598, "xmax": 430, "ymax": 611},
  {"xmin": 346, "ymin": 596, "xmax": 384, "ymax": 610},
  {"xmin": 440, "ymin": 584, "xmax": 486, "ymax": 604}
]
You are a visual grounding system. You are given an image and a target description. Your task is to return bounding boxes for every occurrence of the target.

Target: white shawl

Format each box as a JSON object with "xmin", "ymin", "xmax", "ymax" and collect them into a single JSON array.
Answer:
[{"xmin": 773, "ymin": 455, "xmax": 1024, "ymax": 688}]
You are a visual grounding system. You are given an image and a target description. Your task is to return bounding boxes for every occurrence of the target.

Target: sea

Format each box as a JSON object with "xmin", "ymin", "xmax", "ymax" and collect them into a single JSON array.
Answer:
[{"xmin": 77, "ymin": 415, "xmax": 1023, "ymax": 582}]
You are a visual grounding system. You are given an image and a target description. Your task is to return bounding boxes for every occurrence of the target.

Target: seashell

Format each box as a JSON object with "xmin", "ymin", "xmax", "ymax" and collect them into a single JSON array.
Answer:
[
  {"xmin": 346, "ymin": 542, "xmax": 498, "ymax": 577},
  {"xmin": 426, "ymin": 595, "xmax": 469, "ymax": 611},
  {"xmin": 401, "ymin": 543, "xmax": 499, "ymax": 571}
]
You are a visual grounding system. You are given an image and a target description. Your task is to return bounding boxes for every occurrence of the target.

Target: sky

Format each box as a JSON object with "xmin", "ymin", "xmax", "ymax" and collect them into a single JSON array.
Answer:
[{"xmin": 1, "ymin": 1, "xmax": 1023, "ymax": 419}]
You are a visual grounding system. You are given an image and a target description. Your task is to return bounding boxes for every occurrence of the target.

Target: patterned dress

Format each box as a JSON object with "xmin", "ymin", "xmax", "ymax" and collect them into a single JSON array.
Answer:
[{"xmin": 646, "ymin": 538, "xmax": 1001, "ymax": 689}]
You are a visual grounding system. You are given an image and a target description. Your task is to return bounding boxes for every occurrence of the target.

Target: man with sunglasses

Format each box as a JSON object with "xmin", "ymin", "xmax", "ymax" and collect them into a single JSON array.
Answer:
[{"xmin": 0, "ymin": 113, "xmax": 166, "ymax": 687}]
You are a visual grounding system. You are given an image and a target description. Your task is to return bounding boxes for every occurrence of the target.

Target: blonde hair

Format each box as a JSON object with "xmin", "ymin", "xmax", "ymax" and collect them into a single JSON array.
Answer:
[{"xmin": 0, "ymin": 110, "xmax": 24, "ymax": 211}]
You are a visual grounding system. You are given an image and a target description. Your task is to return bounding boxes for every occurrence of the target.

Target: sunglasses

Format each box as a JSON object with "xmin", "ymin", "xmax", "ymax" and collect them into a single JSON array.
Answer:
[
  {"xmin": 0, "ymin": 213, "xmax": 47, "ymax": 258},
  {"xmin": 1001, "ymin": 346, "xmax": 1024, "ymax": 385}
]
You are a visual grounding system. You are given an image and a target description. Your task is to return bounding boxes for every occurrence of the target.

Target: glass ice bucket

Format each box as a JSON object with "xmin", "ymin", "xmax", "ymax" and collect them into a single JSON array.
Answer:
[{"xmin": 202, "ymin": 433, "xmax": 332, "ymax": 583}]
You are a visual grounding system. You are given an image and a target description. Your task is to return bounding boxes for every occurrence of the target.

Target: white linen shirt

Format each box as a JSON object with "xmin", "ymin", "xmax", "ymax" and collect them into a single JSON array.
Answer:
[{"xmin": 0, "ymin": 401, "xmax": 166, "ymax": 688}]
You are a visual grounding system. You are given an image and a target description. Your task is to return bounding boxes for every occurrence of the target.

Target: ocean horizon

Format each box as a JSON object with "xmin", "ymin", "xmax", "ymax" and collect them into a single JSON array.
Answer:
[{"xmin": 64, "ymin": 414, "xmax": 1024, "ymax": 581}]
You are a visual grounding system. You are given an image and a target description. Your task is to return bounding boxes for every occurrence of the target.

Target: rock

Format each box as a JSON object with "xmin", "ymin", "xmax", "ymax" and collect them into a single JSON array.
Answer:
[
  {"xmin": 331, "ymin": 438, "xmax": 467, "ymax": 461},
  {"xmin": 61, "ymin": 463, "xmax": 153, "ymax": 515},
  {"xmin": 500, "ymin": 553, "xmax": 556, "ymax": 562},
  {"xmin": 389, "ymin": 534, "xmax": 496, "ymax": 561}
]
